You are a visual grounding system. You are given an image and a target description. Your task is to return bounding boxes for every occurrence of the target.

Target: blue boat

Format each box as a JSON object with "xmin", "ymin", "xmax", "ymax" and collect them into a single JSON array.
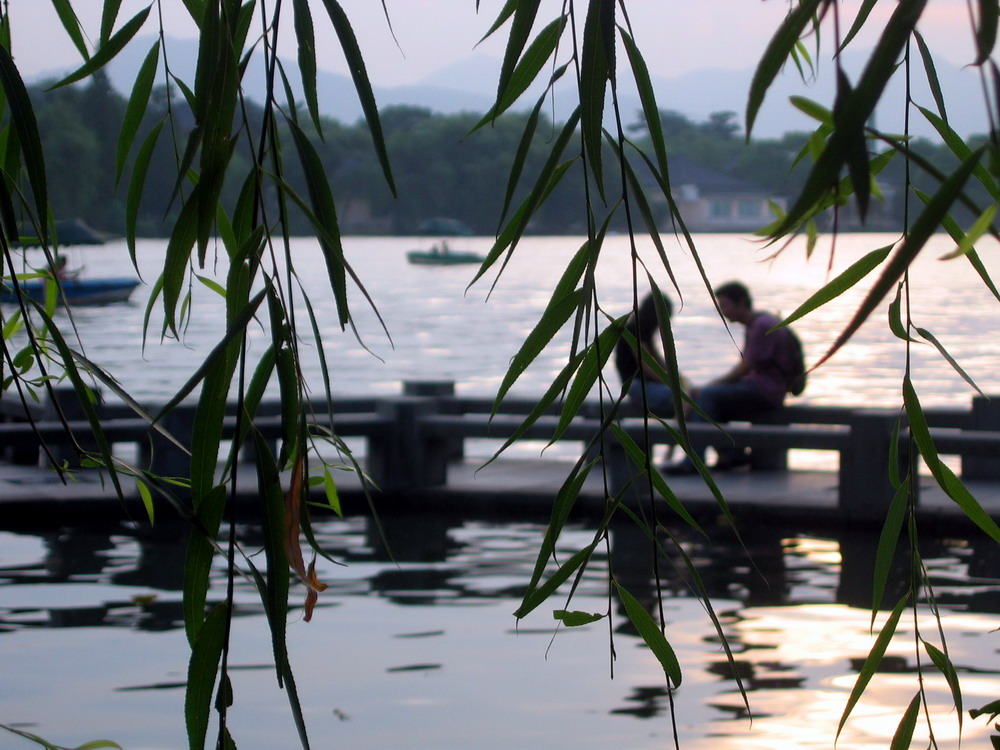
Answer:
[{"xmin": 1, "ymin": 276, "xmax": 140, "ymax": 306}]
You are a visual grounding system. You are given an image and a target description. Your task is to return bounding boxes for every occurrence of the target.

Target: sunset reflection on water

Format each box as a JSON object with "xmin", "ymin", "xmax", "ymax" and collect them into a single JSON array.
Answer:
[{"xmin": 3, "ymin": 514, "xmax": 1000, "ymax": 749}]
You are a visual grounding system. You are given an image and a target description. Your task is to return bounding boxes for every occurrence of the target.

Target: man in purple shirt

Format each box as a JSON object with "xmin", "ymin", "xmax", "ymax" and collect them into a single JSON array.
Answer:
[{"xmin": 666, "ymin": 281, "xmax": 796, "ymax": 474}]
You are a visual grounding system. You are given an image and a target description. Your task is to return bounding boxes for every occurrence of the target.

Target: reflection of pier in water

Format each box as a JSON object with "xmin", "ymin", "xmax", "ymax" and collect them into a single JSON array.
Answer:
[{"xmin": 4, "ymin": 511, "xmax": 999, "ymax": 638}]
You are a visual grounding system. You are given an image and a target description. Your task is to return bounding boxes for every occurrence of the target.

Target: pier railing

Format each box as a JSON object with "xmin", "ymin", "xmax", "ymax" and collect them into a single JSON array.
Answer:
[{"xmin": 2, "ymin": 380, "xmax": 999, "ymax": 521}]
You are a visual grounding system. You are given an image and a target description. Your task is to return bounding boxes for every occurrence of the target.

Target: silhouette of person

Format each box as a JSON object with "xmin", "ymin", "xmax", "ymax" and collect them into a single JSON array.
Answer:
[
  {"xmin": 614, "ymin": 291, "xmax": 681, "ymax": 418},
  {"xmin": 666, "ymin": 281, "xmax": 798, "ymax": 473}
]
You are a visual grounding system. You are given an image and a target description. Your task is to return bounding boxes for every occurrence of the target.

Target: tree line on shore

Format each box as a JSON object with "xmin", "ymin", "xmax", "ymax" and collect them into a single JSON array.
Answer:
[{"xmin": 32, "ymin": 72, "xmax": 987, "ymax": 239}]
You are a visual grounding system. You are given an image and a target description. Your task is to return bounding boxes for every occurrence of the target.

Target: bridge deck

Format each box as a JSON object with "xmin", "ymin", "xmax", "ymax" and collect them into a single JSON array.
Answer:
[{"xmin": 2, "ymin": 456, "xmax": 997, "ymax": 533}]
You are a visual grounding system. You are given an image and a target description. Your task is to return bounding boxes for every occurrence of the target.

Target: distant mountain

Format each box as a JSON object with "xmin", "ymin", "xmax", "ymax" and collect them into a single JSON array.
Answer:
[{"xmin": 28, "ymin": 35, "xmax": 988, "ymax": 139}]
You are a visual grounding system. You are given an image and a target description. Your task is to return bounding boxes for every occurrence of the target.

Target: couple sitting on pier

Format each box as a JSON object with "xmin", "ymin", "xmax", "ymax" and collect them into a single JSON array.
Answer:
[{"xmin": 615, "ymin": 281, "xmax": 803, "ymax": 475}]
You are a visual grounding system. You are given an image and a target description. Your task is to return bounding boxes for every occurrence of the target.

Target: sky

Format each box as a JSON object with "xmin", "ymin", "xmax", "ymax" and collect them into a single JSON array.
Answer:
[{"xmin": 7, "ymin": 1, "xmax": 980, "ymax": 88}]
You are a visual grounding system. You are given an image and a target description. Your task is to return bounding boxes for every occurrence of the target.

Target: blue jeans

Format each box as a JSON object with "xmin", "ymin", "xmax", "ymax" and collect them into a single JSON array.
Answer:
[
  {"xmin": 627, "ymin": 380, "xmax": 675, "ymax": 418},
  {"xmin": 688, "ymin": 379, "xmax": 774, "ymax": 461},
  {"xmin": 695, "ymin": 379, "xmax": 773, "ymax": 424}
]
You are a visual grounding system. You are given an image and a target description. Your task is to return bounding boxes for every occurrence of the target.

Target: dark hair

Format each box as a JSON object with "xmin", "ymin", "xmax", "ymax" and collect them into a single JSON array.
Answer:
[
  {"xmin": 633, "ymin": 291, "xmax": 671, "ymax": 347},
  {"xmin": 714, "ymin": 281, "xmax": 751, "ymax": 308},
  {"xmin": 616, "ymin": 291, "xmax": 672, "ymax": 383}
]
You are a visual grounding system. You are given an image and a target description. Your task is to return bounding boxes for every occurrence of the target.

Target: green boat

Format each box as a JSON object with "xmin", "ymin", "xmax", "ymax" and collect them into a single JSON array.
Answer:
[{"xmin": 407, "ymin": 242, "xmax": 485, "ymax": 266}]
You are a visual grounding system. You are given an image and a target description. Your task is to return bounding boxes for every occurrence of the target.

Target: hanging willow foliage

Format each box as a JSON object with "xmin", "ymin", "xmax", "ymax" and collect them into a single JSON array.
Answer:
[{"xmin": 0, "ymin": 2, "xmax": 998, "ymax": 748}]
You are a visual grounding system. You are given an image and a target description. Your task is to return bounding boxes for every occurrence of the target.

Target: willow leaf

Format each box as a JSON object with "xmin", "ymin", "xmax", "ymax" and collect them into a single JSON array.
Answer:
[
  {"xmin": 773, "ymin": 0, "xmax": 926, "ymax": 235},
  {"xmin": 916, "ymin": 327, "xmax": 983, "ymax": 394},
  {"xmin": 620, "ymin": 29, "xmax": 667, "ymax": 180},
  {"xmin": 913, "ymin": 31, "xmax": 948, "ymax": 123},
  {"xmin": 292, "ymin": 0, "xmax": 322, "ymax": 134},
  {"xmin": 227, "ymin": 346, "xmax": 276, "ymax": 468},
  {"xmin": 189, "ymin": 318, "xmax": 242, "ymax": 500},
  {"xmin": 775, "ymin": 245, "xmax": 891, "ymax": 329},
  {"xmin": 609, "ymin": 424, "xmax": 703, "ymax": 531},
  {"xmin": 940, "ymin": 204, "xmax": 997, "ymax": 260},
  {"xmin": 482, "ymin": 157, "xmax": 580, "ymax": 290},
  {"xmin": 835, "ymin": 70, "xmax": 872, "ymax": 219},
  {"xmin": 579, "ymin": 0, "xmax": 610, "ymax": 198},
  {"xmin": 495, "ymin": 1, "xmax": 541, "ymax": 104},
  {"xmin": 554, "ymin": 610, "xmax": 604, "ymax": 627},
  {"xmin": 51, "ymin": 6, "xmax": 151, "ymax": 88},
  {"xmin": 904, "ymin": 378, "xmax": 1000, "ymax": 542},
  {"xmin": 322, "ymin": 469, "xmax": 343, "ymax": 516},
  {"xmin": 887, "ymin": 282, "xmax": 915, "ymax": 342},
  {"xmin": 619, "ymin": 145, "xmax": 672, "ymax": 274},
  {"xmin": 913, "ymin": 187, "xmax": 1000, "ymax": 303},
  {"xmin": 625, "ymin": 145, "xmax": 698, "ymax": 300},
  {"xmin": 918, "ymin": 106, "xmax": 999, "ymax": 200},
  {"xmin": 116, "ymin": 41, "xmax": 160, "ymax": 185},
  {"xmin": 484, "ymin": 345, "xmax": 586, "ymax": 463},
  {"xmin": 66, "ymin": 348, "xmax": 183, "ymax": 457},
  {"xmin": 0, "ymin": 45, "xmax": 47, "ymax": 236},
  {"xmin": 790, "ymin": 95, "xmax": 834, "ymax": 126},
  {"xmin": 155, "ymin": 289, "xmax": 267, "ymax": 421},
  {"xmin": 185, "ymin": 602, "xmax": 227, "ymax": 750},
  {"xmin": 650, "ymin": 516, "xmax": 752, "ymax": 718},
  {"xmin": 514, "ymin": 455, "xmax": 598, "ymax": 611},
  {"xmin": 871, "ymin": 481, "xmax": 909, "ymax": 621},
  {"xmin": 480, "ymin": 0, "xmax": 518, "ymax": 39},
  {"xmin": 183, "ymin": 485, "xmax": 227, "ymax": 647},
  {"xmin": 903, "ymin": 376, "xmax": 941, "ymax": 472},
  {"xmin": 279, "ymin": 659, "xmax": 311, "ymax": 750},
  {"xmin": 837, "ymin": 595, "xmax": 908, "ymax": 740},
  {"xmin": 615, "ymin": 581, "xmax": 682, "ymax": 685},
  {"xmin": 100, "ymin": 1, "xmax": 125, "ymax": 44},
  {"xmin": 469, "ymin": 110, "xmax": 580, "ymax": 287},
  {"xmin": 161, "ymin": 196, "xmax": 199, "ymax": 335},
  {"xmin": 252, "ymin": 430, "xmax": 291, "ymax": 683},
  {"xmin": 841, "ymin": 0, "xmax": 878, "ymax": 51},
  {"xmin": 924, "ymin": 640, "xmax": 963, "ymax": 728},
  {"xmin": 812, "ymin": 147, "xmax": 981, "ymax": 370},
  {"xmin": 970, "ymin": 700, "xmax": 1000, "ymax": 720},
  {"xmin": 192, "ymin": 27, "xmax": 238, "ymax": 265},
  {"xmin": 49, "ymin": 0, "xmax": 90, "ymax": 60},
  {"xmin": 747, "ymin": 0, "xmax": 824, "ymax": 136},
  {"xmin": 553, "ymin": 318, "xmax": 625, "ymax": 443},
  {"xmin": 975, "ymin": 0, "xmax": 999, "ymax": 64},
  {"xmin": 286, "ymin": 118, "xmax": 349, "ymax": 327},
  {"xmin": 492, "ymin": 91, "xmax": 540, "ymax": 226},
  {"xmin": 890, "ymin": 692, "xmax": 922, "ymax": 750},
  {"xmin": 490, "ymin": 15, "xmax": 562, "ymax": 121},
  {"xmin": 495, "ymin": 290, "xmax": 582, "ymax": 409},
  {"xmin": 318, "ymin": 0, "xmax": 395, "ymax": 195},
  {"xmin": 33, "ymin": 307, "xmax": 124, "ymax": 499},
  {"xmin": 135, "ymin": 479, "xmax": 155, "ymax": 525},
  {"xmin": 276, "ymin": 343, "xmax": 301, "ymax": 468},
  {"xmin": 514, "ymin": 542, "xmax": 597, "ymax": 619},
  {"xmin": 940, "ymin": 460, "xmax": 1000, "ymax": 541}
]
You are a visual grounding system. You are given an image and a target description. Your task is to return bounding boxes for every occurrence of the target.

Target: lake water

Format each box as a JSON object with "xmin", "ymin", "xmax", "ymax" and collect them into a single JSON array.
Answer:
[
  {"xmin": 2, "ymin": 232, "xmax": 1000, "ymax": 748},
  {"xmin": 24, "ymin": 232, "xmax": 1000, "ymax": 408},
  {"xmin": 3, "ymin": 512, "xmax": 1000, "ymax": 749}
]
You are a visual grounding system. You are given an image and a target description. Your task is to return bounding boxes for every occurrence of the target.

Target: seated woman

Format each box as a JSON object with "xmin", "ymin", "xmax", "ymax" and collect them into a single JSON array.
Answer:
[{"xmin": 614, "ymin": 291, "xmax": 681, "ymax": 418}]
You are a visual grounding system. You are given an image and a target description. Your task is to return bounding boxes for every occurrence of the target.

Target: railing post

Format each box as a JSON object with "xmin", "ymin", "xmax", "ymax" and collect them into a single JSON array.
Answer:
[
  {"xmin": 43, "ymin": 385, "xmax": 103, "ymax": 467},
  {"xmin": 0, "ymin": 389, "xmax": 43, "ymax": 465},
  {"xmin": 963, "ymin": 395, "xmax": 1000, "ymax": 479},
  {"xmin": 368, "ymin": 396, "xmax": 447, "ymax": 492},
  {"xmin": 403, "ymin": 380, "xmax": 463, "ymax": 460},
  {"xmin": 839, "ymin": 410, "xmax": 912, "ymax": 523},
  {"xmin": 143, "ymin": 404, "xmax": 195, "ymax": 482},
  {"xmin": 402, "ymin": 381, "xmax": 455, "ymax": 398}
]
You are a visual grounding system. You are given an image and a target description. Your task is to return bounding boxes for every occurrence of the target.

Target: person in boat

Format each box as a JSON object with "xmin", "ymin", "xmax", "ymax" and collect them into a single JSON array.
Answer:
[
  {"xmin": 665, "ymin": 281, "xmax": 797, "ymax": 474},
  {"xmin": 54, "ymin": 255, "xmax": 79, "ymax": 280},
  {"xmin": 614, "ymin": 290, "xmax": 682, "ymax": 418}
]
